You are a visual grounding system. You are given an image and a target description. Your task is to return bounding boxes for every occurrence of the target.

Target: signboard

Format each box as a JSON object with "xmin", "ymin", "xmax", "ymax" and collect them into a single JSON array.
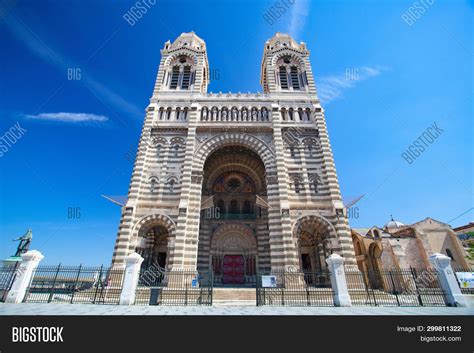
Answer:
[
  {"xmin": 191, "ymin": 278, "xmax": 199, "ymax": 288},
  {"xmin": 455, "ymin": 272, "xmax": 474, "ymax": 289},
  {"xmin": 261, "ymin": 275, "xmax": 277, "ymax": 288}
]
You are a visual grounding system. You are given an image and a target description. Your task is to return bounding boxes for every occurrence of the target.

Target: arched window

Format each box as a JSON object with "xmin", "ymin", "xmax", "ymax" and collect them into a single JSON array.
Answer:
[
  {"xmin": 243, "ymin": 200, "xmax": 252, "ymax": 214},
  {"xmin": 290, "ymin": 66, "xmax": 300, "ymax": 89},
  {"xmin": 181, "ymin": 66, "xmax": 192, "ymax": 89},
  {"xmin": 298, "ymin": 108, "xmax": 304, "ymax": 121},
  {"xmin": 169, "ymin": 66, "xmax": 180, "ymax": 89},
  {"xmin": 182, "ymin": 107, "xmax": 188, "ymax": 120},
  {"xmin": 279, "ymin": 66, "xmax": 289, "ymax": 89},
  {"xmin": 281, "ymin": 108, "xmax": 287, "ymax": 121},
  {"xmin": 173, "ymin": 144, "xmax": 180, "ymax": 157},
  {"xmin": 175, "ymin": 107, "xmax": 181, "ymax": 120},
  {"xmin": 229, "ymin": 200, "xmax": 239, "ymax": 214},
  {"xmin": 309, "ymin": 174, "xmax": 320, "ymax": 194},
  {"xmin": 149, "ymin": 177, "xmax": 159, "ymax": 193},
  {"xmin": 307, "ymin": 144, "xmax": 313, "ymax": 158},
  {"xmin": 168, "ymin": 55, "xmax": 194, "ymax": 90},
  {"xmin": 294, "ymin": 180, "xmax": 301, "ymax": 194},
  {"xmin": 159, "ymin": 107, "xmax": 164, "ymax": 120},
  {"xmin": 166, "ymin": 108, "xmax": 172, "ymax": 120},
  {"xmin": 277, "ymin": 56, "xmax": 305, "ymax": 91},
  {"xmin": 217, "ymin": 199, "xmax": 225, "ymax": 214},
  {"xmin": 168, "ymin": 179, "xmax": 176, "ymax": 193},
  {"xmin": 288, "ymin": 108, "xmax": 294, "ymax": 121},
  {"xmin": 445, "ymin": 248, "xmax": 454, "ymax": 260}
]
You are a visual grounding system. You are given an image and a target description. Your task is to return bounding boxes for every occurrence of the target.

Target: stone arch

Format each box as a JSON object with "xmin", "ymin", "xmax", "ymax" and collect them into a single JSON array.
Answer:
[
  {"xmin": 292, "ymin": 215, "xmax": 338, "ymax": 241},
  {"xmin": 211, "ymin": 224, "xmax": 257, "ymax": 254},
  {"xmin": 194, "ymin": 133, "xmax": 276, "ymax": 172},
  {"xmin": 130, "ymin": 213, "xmax": 176, "ymax": 249},
  {"xmin": 164, "ymin": 51, "xmax": 197, "ymax": 66},
  {"xmin": 271, "ymin": 51, "xmax": 305, "ymax": 67}
]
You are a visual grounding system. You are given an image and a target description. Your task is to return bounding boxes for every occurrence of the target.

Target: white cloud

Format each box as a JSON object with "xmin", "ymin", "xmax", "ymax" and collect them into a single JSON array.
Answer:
[
  {"xmin": 287, "ymin": 0, "xmax": 310, "ymax": 40},
  {"xmin": 317, "ymin": 66, "xmax": 388, "ymax": 104},
  {"xmin": 25, "ymin": 112, "xmax": 109, "ymax": 123}
]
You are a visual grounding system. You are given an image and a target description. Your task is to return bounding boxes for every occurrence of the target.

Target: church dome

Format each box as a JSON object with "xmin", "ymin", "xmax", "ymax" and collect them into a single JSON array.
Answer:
[{"xmin": 384, "ymin": 216, "xmax": 405, "ymax": 231}]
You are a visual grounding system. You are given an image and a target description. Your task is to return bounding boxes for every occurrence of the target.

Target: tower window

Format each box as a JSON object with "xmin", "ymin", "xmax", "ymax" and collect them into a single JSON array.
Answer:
[
  {"xmin": 181, "ymin": 66, "xmax": 192, "ymax": 89},
  {"xmin": 290, "ymin": 66, "xmax": 300, "ymax": 90},
  {"xmin": 170, "ymin": 66, "xmax": 180, "ymax": 89},
  {"xmin": 279, "ymin": 66, "xmax": 289, "ymax": 89}
]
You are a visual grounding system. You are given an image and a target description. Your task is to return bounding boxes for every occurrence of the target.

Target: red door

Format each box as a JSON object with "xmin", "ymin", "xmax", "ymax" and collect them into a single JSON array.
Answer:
[{"xmin": 223, "ymin": 255, "xmax": 245, "ymax": 284}]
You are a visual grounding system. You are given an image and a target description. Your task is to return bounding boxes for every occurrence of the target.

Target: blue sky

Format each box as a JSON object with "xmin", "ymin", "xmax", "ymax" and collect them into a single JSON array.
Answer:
[{"xmin": 0, "ymin": 0, "xmax": 472, "ymax": 265}]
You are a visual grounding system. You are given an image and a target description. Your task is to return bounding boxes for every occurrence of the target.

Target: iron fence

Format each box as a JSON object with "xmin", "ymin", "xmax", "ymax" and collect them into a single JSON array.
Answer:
[
  {"xmin": 0, "ymin": 262, "xmax": 19, "ymax": 302},
  {"xmin": 256, "ymin": 270, "xmax": 334, "ymax": 306},
  {"xmin": 453, "ymin": 266, "xmax": 474, "ymax": 295},
  {"xmin": 345, "ymin": 268, "xmax": 447, "ymax": 307},
  {"xmin": 135, "ymin": 268, "xmax": 213, "ymax": 306},
  {"xmin": 23, "ymin": 265, "xmax": 125, "ymax": 304}
]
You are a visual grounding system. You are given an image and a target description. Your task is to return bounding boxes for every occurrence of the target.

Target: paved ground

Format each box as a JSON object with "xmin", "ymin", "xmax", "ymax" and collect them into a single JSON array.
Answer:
[{"xmin": 1, "ymin": 303, "xmax": 473, "ymax": 315}]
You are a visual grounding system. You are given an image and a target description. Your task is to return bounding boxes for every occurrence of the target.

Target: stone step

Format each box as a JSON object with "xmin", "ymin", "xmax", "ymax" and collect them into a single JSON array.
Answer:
[{"xmin": 213, "ymin": 300, "xmax": 256, "ymax": 307}]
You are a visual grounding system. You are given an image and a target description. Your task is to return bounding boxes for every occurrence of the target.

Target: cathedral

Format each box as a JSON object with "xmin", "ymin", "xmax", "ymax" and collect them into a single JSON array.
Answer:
[{"xmin": 111, "ymin": 32, "xmax": 356, "ymax": 284}]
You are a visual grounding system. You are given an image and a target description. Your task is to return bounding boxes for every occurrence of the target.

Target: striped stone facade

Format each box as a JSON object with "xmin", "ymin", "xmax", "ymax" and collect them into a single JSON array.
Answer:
[{"xmin": 111, "ymin": 32, "xmax": 356, "ymax": 273}]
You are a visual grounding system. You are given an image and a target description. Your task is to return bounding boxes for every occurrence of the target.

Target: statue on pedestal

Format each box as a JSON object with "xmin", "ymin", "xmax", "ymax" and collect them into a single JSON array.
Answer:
[{"xmin": 12, "ymin": 229, "xmax": 33, "ymax": 257}]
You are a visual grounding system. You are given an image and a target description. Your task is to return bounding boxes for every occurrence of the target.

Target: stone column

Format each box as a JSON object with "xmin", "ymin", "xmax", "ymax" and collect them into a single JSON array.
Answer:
[
  {"xmin": 119, "ymin": 252, "xmax": 144, "ymax": 305},
  {"xmin": 6, "ymin": 250, "xmax": 44, "ymax": 304},
  {"xmin": 429, "ymin": 253, "xmax": 467, "ymax": 307},
  {"xmin": 326, "ymin": 253, "xmax": 351, "ymax": 307}
]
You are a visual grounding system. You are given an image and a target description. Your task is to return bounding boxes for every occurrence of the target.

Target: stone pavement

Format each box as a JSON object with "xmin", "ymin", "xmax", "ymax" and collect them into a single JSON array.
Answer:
[{"xmin": 0, "ymin": 303, "xmax": 473, "ymax": 315}]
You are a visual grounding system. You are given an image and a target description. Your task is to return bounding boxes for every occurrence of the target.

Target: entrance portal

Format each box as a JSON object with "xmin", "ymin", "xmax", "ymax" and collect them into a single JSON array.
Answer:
[{"xmin": 223, "ymin": 255, "xmax": 245, "ymax": 284}]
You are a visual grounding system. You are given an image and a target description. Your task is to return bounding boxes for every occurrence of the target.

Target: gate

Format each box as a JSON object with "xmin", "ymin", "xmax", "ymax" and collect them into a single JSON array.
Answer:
[
  {"xmin": 345, "ymin": 268, "xmax": 447, "ymax": 306},
  {"xmin": 23, "ymin": 265, "xmax": 125, "ymax": 304},
  {"xmin": 256, "ymin": 270, "xmax": 334, "ymax": 306},
  {"xmin": 135, "ymin": 268, "xmax": 213, "ymax": 305}
]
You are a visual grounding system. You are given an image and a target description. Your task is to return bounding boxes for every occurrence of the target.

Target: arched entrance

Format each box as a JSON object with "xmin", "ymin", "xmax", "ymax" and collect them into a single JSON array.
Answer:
[
  {"xmin": 132, "ymin": 214, "xmax": 176, "ymax": 271},
  {"xmin": 197, "ymin": 145, "xmax": 269, "ymax": 285},
  {"xmin": 293, "ymin": 216, "xmax": 337, "ymax": 286},
  {"xmin": 210, "ymin": 224, "xmax": 257, "ymax": 284}
]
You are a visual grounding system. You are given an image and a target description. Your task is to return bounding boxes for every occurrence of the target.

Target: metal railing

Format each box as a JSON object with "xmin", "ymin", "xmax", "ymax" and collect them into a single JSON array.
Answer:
[
  {"xmin": 135, "ymin": 268, "xmax": 213, "ymax": 306},
  {"xmin": 23, "ymin": 265, "xmax": 125, "ymax": 305},
  {"xmin": 0, "ymin": 263, "xmax": 19, "ymax": 302},
  {"xmin": 345, "ymin": 268, "xmax": 447, "ymax": 307},
  {"xmin": 256, "ymin": 269, "xmax": 334, "ymax": 306}
]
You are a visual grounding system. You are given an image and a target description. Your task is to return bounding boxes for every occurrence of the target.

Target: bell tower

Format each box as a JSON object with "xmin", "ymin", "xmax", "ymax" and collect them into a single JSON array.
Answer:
[
  {"xmin": 260, "ymin": 32, "xmax": 317, "ymax": 96},
  {"xmin": 153, "ymin": 31, "xmax": 209, "ymax": 95}
]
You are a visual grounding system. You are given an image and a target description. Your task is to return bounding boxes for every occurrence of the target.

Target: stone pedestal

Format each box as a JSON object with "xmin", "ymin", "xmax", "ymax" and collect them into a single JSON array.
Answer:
[
  {"xmin": 119, "ymin": 253, "xmax": 144, "ymax": 305},
  {"xmin": 429, "ymin": 253, "xmax": 467, "ymax": 307},
  {"xmin": 5, "ymin": 250, "xmax": 44, "ymax": 304},
  {"xmin": 326, "ymin": 253, "xmax": 351, "ymax": 307}
]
